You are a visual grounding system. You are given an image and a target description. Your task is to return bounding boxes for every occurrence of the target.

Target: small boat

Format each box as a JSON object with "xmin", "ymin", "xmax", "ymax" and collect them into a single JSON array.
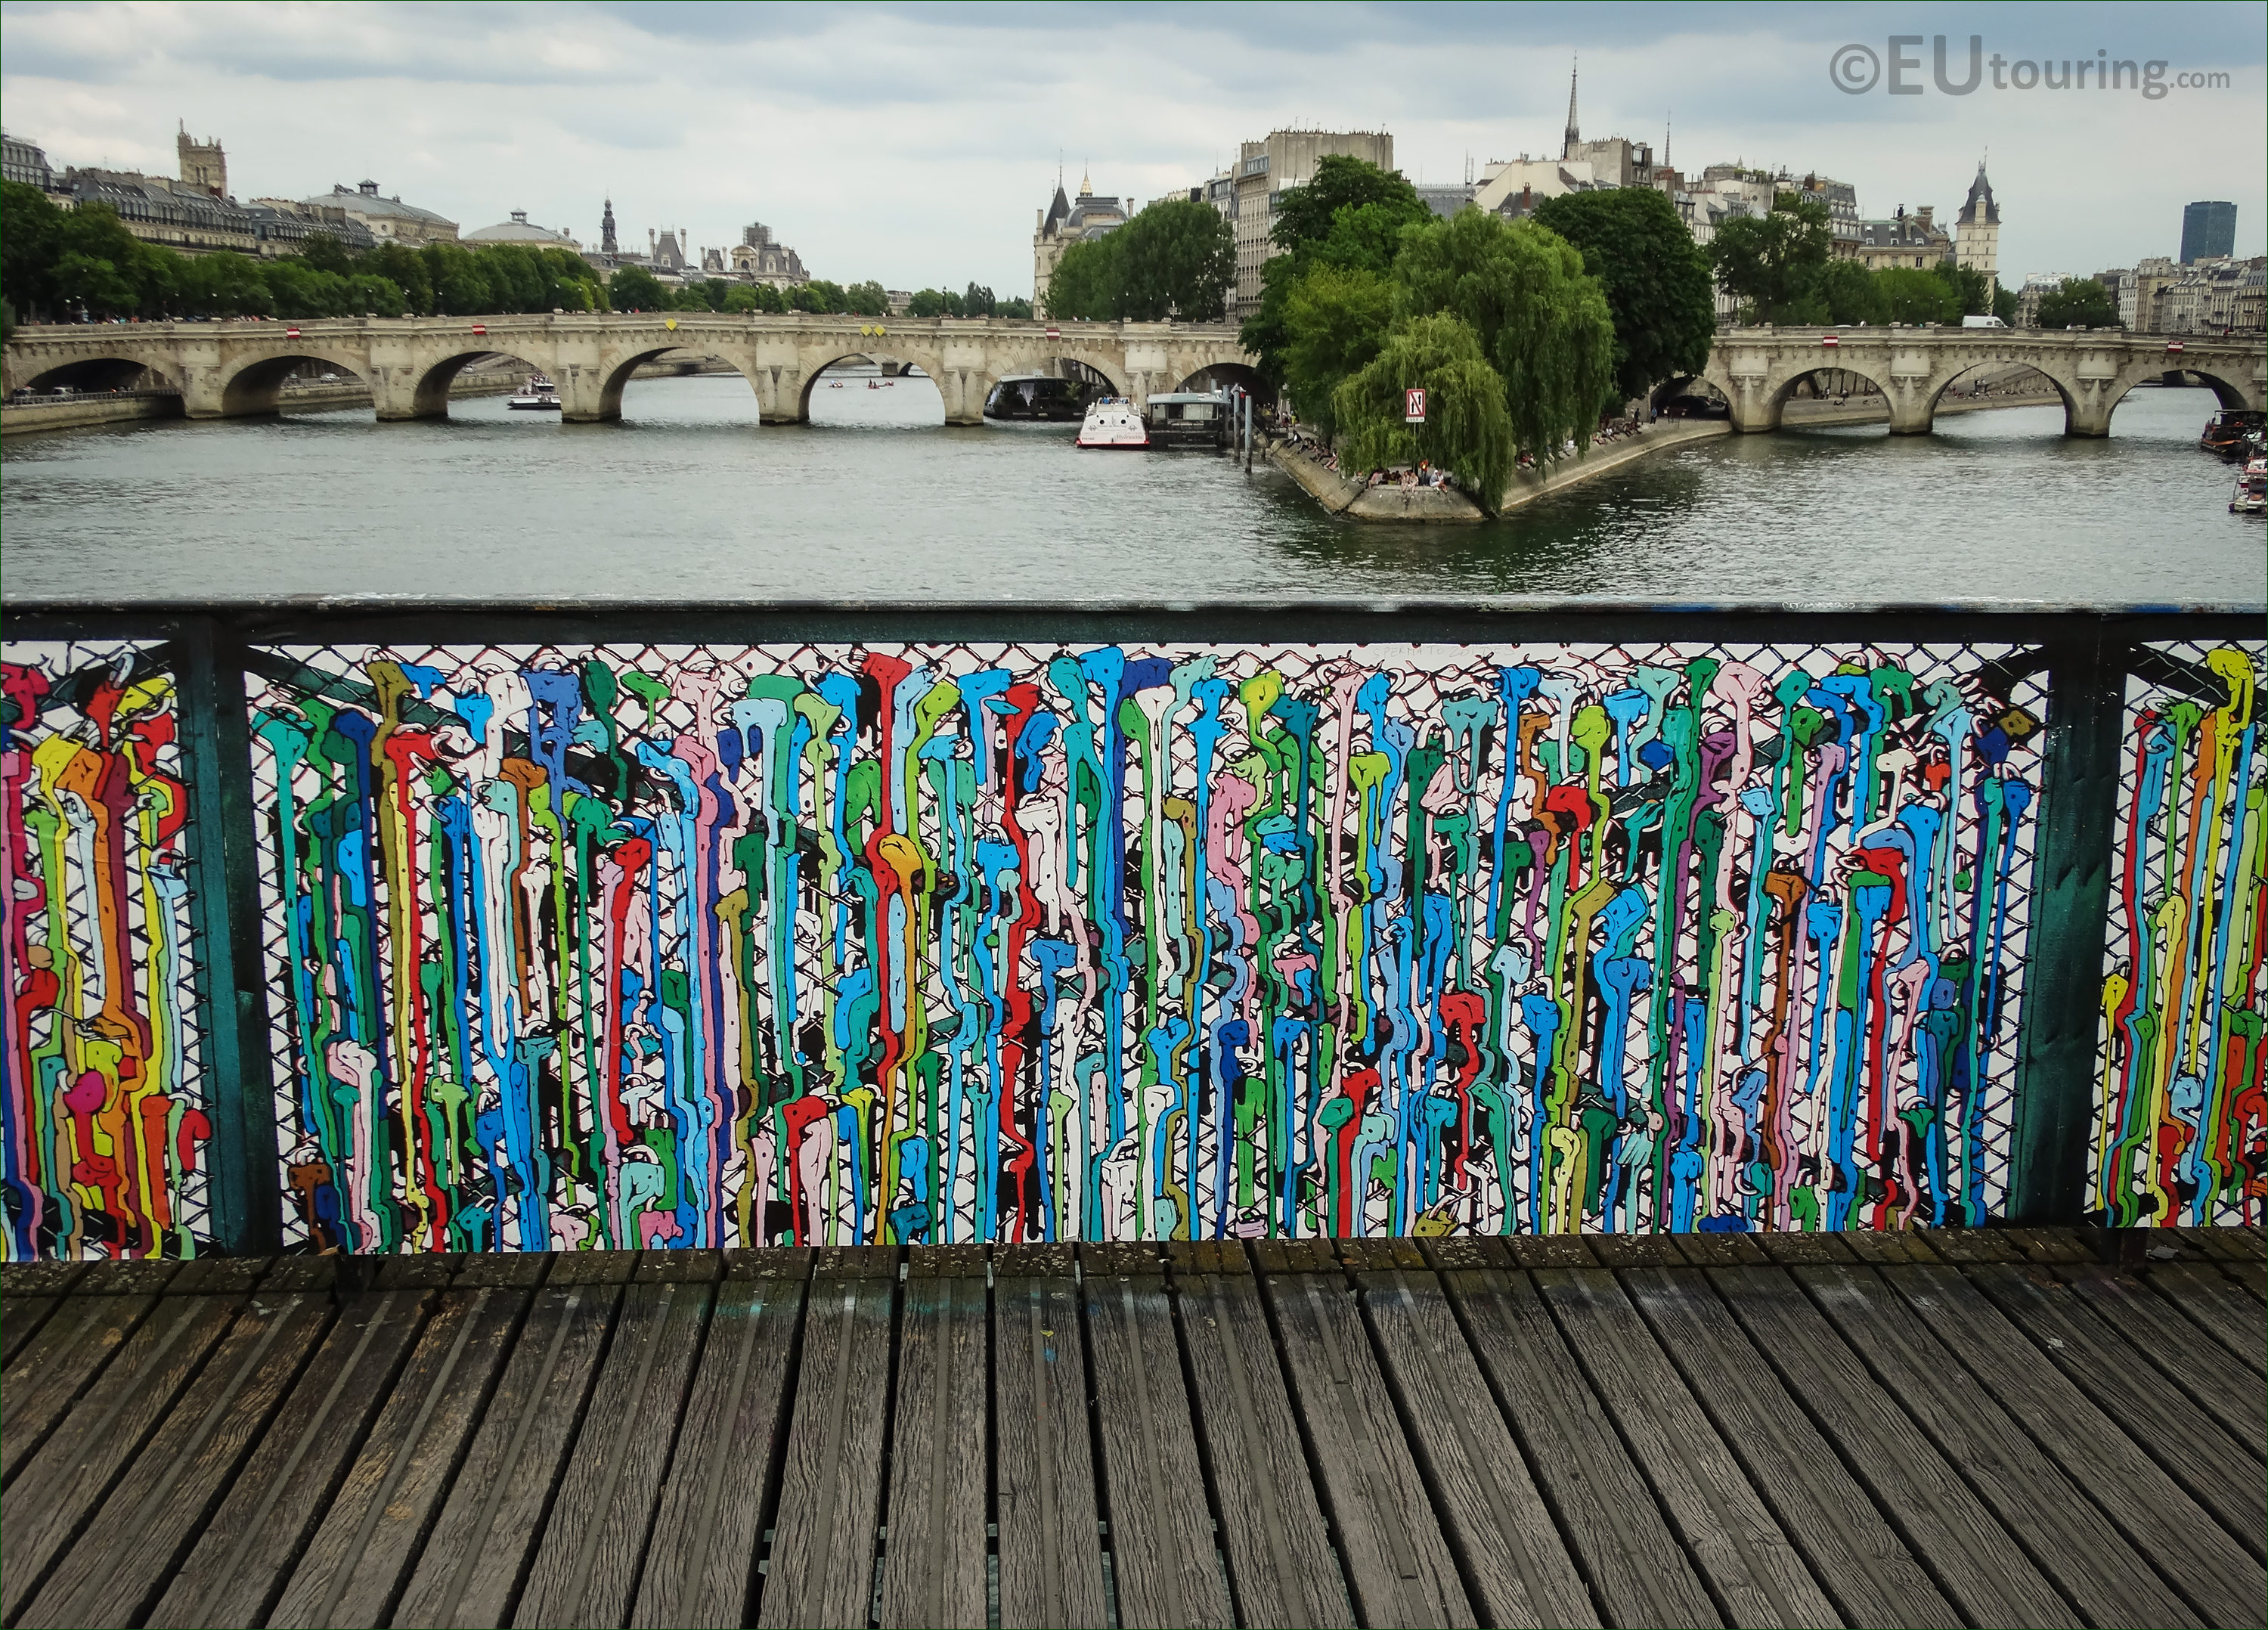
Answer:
[
  {"xmin": 2232, "ymin": 456, "xmax": 2268, "ymax": 516},
  {"xmin": 985, "ymin": 374, "xmax": 1087, "ymax": 423},
  {"xmin": 1143, "ymin": 392, "xmax": 1228, "ymax": 450},
  {"xmin": 507, "ymin": 373, "xmax": 559, "ymax": 411},
  {"xmin": 1077, "ymin": 397, "xmax": 1148, "ymax": 449},
  {"xmin": 2201, "ymin": 408, "xmax": 2265, "ymax": 457}
]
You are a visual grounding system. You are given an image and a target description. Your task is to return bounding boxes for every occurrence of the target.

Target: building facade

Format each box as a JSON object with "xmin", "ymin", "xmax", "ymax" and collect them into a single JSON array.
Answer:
[
  {"xmin": 2180, "ymin": 200, "xmax": 2237, "ymax": 265},
  {"xmin": 1954, "ymin": 163, "xmax": 2000, "ymax": 296},
  {"xmin": 730, "ymin": 222, "xmax": 808, "ymax": 286},
  {"xmin": 176, "ymin": 125, "xmax": 226, "ymax": 197},
  {"xmin": 1228, "ymin": 132, "xmax": 1393, "ymax": 318},
  {"xmin": 2, "ymin": 131, "xmax": 56, "ymax": 190},
  {"xmin": 1851, "ymin": 205, "xmax": 1954, "ymax": 272},
  {"xmin": 1034, "ymin": 173, "xmax": 1127, "ymax": 316},
  {"xmin": 300, "ymin": 180, "xmax": 458, "ymax": 245},
  {"xmin": 463, "ymin": 209, "xmax": 579, "ymax": 250}
]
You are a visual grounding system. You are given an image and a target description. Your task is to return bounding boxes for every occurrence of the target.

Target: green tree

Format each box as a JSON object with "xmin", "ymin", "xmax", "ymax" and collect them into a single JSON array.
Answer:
[
  {"xmin": 181, "ymin": 251, "xmax": 274, "ymax": 317},
  {"xmin": 996, "ymin": 295, "xmax": 1034, "ymax": 319},
  {"xmin": 792, "ymin": 278, "xmax": 849, "ymax": 313},
  {"xmin": 907, "ymin": 287, "xmax": 950, "ymax": 318},
  {"xmin": 962, "ymin": 281, "xmax": 995, "ymax": 317},
  {"xmin": 843, "ymin": 279, "xmax": 890, "ymax": 316},
  {"xmin": 298, "ymin": 234, "xmax": 357, "ymax": 277},
  {"xmin": 366, "ymin": 241, "xmax": 432, "ymax": 314},
  {"xmin": 1531, "ymin": 187, "xmax": 1715, "ymax": 400},
  {"xmin": 2034, "ymin": 277, "xmax": 2120, "ymax": 329},
  {"xmin": 1334, "ymin": 313, "xmax": 1517, "ymax": 512},
  {"xmin": 346, "ymin": 271, "xmax": 406, "ymax": 315},
  {"xmin": 1932, "ymin": 262, "xmax": 1991, "ymax": 316},
  {"xmin": 1991, "ymin": 284, "xmax": 2019, "ymax": 325},
  {"xmin": 2, "ymin": 181, "xmax": 66, "ymax": 318},
  {"xmin": 722, "ymin": 283, "xmax": 771, "ymax": 313},
  {"xmin": 1392, "ymin": 210, "xmax": 1617, "ymax": 459},
  {"xmin": 1874, "ymin": 266, "xmax": 1960, "ymax": 324},
  {"xmin": 1802, "ymin": 259, "xmax": 1883, "ymax": 325},
  {"xmin": 1270, "ymin": 155, "xmax": 1429, "ymax": 260},
  {"xmin": 1281, "ymin": 263, "xmax": 1393, "ymax": 436},
  {"xmin": 421, "ymin": 243, "xmax": 494, "ymax": 315},
  {"xmin": 1043, "ymin": 237, "xmax": 1121, "ymax": 320},
  {"xmin": 1243, "ymin": 155, "xmax": 1430, "ymax": 384},
  {"xmin": 609, "ymin": 265, "xmax": 666, "ymax": 311},
  {"xmin": 1709, "ymin": 194, "xmax": 1831, "ymax": 324},
  {"xmin": 1114, "ymin": 197, "xmax": 1235, "ymax": 321},
  {"xmin": 51, "ymin": 248, "xmax": 135, "ymax": 318}
]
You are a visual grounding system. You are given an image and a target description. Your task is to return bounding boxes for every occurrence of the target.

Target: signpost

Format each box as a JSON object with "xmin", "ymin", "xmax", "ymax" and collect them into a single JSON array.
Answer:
[{"xmin": 1405, "ymin": 386, "xmax": 1427, "ymax": 423}]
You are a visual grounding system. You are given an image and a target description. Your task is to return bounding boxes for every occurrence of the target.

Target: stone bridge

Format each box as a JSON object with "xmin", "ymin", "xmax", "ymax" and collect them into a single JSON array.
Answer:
[
  {"xmin": 1, "ymin": 312, "xmax": 1259, "ymax": 426},
  {"xmin": 1687, "ymin": 326, "xmax": 2266, "ymax": 436}
]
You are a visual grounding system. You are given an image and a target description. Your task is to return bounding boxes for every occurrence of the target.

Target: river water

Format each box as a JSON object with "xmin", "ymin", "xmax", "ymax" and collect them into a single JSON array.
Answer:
[{"xmin": 2, "ymin": 373, "xmax": 2260, "ymax": 606}]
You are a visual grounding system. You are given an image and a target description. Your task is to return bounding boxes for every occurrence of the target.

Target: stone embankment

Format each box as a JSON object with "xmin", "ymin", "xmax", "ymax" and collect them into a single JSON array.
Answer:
[{"xmin": 0, "ymin": 393, "xmax": 183, "ymax": 436}]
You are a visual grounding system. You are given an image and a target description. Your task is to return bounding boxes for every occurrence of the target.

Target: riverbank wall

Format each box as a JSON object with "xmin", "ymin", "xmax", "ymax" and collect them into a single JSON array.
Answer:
[{"xmin": 1, "ymin": 394, "xmax": 184, "ymax": 437}]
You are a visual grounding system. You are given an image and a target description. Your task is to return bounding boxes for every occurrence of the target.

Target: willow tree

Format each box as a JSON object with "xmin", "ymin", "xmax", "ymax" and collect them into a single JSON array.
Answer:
[
  {"xmin": 1334, "ymin": 313, "xmax": 1516, "ymax": 510},
  {"xmin": 1392, "ymin": 210, "xmax": 1617, "ymax": 461}
]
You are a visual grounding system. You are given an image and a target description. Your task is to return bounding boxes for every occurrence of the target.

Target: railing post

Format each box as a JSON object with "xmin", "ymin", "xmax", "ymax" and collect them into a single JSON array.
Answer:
[
  {"xmin": 175, "ymin": 616, "xmax": 280, "ymax": 1256},
  {"xmin": 2008, "ymin": 622, "xmax": 2125, "ymax": 1225}
]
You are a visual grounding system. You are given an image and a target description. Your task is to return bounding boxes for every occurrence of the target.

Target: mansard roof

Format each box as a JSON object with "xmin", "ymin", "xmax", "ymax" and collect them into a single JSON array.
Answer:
[{"xmin": 1959, "ymin": 165, "xmax": 1998, "ymax": 226}]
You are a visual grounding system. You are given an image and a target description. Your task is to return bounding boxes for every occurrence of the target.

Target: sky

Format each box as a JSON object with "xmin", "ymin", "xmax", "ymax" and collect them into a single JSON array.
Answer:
[{"xmin": 2, "ymin": 0, "xmax": 2261, "ymax": 294}]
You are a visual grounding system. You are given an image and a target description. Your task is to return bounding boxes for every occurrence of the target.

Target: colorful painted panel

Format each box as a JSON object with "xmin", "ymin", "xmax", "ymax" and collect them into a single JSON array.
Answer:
[
  {"xmin": 2092, "ymin": 641, "xmax": 2266, "ymax": 1228},
  {"xmin": 246, "ymin": 639, "xmax": 2046, "ymax": 1251},
  {"xmin": 0, "ymin": 643, "xmax": 210, "ymax": 1260}
]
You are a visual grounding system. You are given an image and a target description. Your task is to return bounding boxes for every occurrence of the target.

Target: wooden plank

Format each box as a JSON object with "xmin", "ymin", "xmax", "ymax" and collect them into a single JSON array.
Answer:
[
  {"xmin": 2177, "ymin": 1229, "xmax": 2267, "ymax": 1300},
  {"xmin": 1340, "ymin": 1240, "xmax": 1597, "ymax": 1630},
  {"xmin": 389, "ymin": 1277, "xmax": 626, "ymax": 1629},
  {"xmin": 1427, "ymin": 1238, "xmax": 1721, "ymax": 1629},
  {"xmin": 1169, "ymin": 1242, "xmax": 1351, "ymax": 1629},
  {"xmin": 2, "ymin": 1291, "xmax": 161, "ymax": 1483},
  {"xmin": 1619, "ymin": 1264, "xmax": 1960, "ymax": 1629},
  {"xmin": 2143, "ymin": 1259, "xmax": 2267, "ymax": 1374},
  {"xmin": 2050, "ymin": 1263, "xmax": 2267, "ymax": 1457},
  {"xmin": 1880, "ymin": 1260, "xmax": 2266, "ymax": 1620},
  {"xmin": 1080, "ymin": 1242, "xmax": 1235, "ymax": 1630},
  {"xmin": 512, "ymin": 1275, "xmax": 716, "ymax": 1628},
  {"xmin": 1794, "ymin": 1257, "xmax": 2201, "ymax": 1628},
  {"xmin": 876, "ymin": 1245, "xmax": 989, "ymax": 1630},
  {"xmin": 0, "ymin": 1287, "xmax": 249, "ymax": 1621},
  {"xmin": 70, "ymin": 1257, "xmax": 181, "ymax": 1294},
  {"xmin": 1248, "ymin": 1239, "xmax": 1473, "ymax": 1628},
  {"xmin": 142, "ymin": 1289, "xmax": 433, "ymax": 1627},
  {"xmin": 631, "ymin": 1248, "xmax": 813, "ymax": 1630},
  {"xmin": 754, "ymin": 1247, "xmax": 896, "ymax": 1630},
  {"xmin": 265, "ymin": 1285, "xmax": 530, "ymax": 1629},
  {"xmin": 1696, "ymin": 1263, "xmax": 2075, "ymax": 1628},
  {"xmin": 0, "ymin": 1261, "xmax": 88, "ymax": 1296},
  {"xmin": 1532, "ymin": 1264, "xmax": 1839, "ymax": 1629},
  {"xmin": 1960, "ymin": 1261, "xmax": 2265, "ymax": 1560},
  {"xmin": 20, "ymin": 1291, "xmax": 333, "ymax": 1628},
  {"xmin": 2, "ymin": 1294, "xmax": 58, "ymax": 1368},
  {"xmin": 993, "ymin": 1242, "xmax": 1111, "ymax": 1630}
]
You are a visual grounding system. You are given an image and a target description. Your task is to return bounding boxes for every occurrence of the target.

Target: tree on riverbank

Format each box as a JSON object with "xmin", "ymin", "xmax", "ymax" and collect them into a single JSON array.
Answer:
[
  {"xmin": 1708, "ymin": 194, "xmax": 1832, "ymax": 324},
  {"xmin": 2034, "ymin": 277, "xmax": 2121, "ymax": 330},
  {"xmin": 1043, "ymin": 197, "xmax": 1235, "ymax": 321},
  {"xmin": 1241, "ymin": 156, "xmax": 1432, "ymax": 388},
  {"xmin": 1334, "ymin": 314, "xmax": 1515, "ymax": 513},
  {"xmin": 1531, "ymin": 187, "xmax": 1714, "ymax": 401}
]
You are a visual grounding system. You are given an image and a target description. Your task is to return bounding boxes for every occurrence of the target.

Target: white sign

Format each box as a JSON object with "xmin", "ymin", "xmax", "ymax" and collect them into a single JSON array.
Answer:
[{"xmin": 1405, "ymin": 387, "xmax": 1427, "ymax": 423}]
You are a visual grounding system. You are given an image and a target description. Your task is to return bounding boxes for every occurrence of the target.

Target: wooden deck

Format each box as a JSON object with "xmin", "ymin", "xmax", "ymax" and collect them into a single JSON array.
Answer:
[{"xmin": 2, "ymin": 1226, "xmax": 2261, "ymax": 1630}]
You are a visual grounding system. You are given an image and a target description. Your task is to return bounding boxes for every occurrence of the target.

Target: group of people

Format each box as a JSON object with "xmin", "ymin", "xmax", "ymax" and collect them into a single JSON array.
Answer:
[{"xmin": 1363, "ymin": 462, "xmax": 1457, "ymax": 491}]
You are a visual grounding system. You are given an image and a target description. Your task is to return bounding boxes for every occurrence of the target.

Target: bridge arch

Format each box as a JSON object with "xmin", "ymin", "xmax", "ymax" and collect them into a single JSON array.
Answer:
[
  {"xmin": 1173, "ymin": 361, "xmax": 1266, "ymax": 398},
  {"xmin": 794, "ymin": 349, "xmax": 949, "ymax": 422},
  {"xmin": 21, "ymin": 352, "xmax": 179, "ymax": 395},
  {"xmin": 215, "ymin": 350, "xmax": 374, "ymax": 417},
  {"xmin": 1922, "ymin": 358, "xmax": 2074, "ymax": 428},
  {"xmin": 970, "ymin": 355, "xmax": 1129, "ymax": 423}
]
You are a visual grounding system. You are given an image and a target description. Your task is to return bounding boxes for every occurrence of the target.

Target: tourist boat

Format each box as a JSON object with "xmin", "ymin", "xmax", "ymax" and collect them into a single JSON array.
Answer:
[
  {"xmin": 1143, "ymin": 392, "xmax": 1228, "ymax": 450},
  {"xmin": 2200, "ymin": 408, "xmax": 2265, "ymax": 456},
  {"xmin": 507, "ymin": 373, "xmax": 559, "ymax": 411},
  {"xmin": 1076, "ymin": 397, "xmax": 1148, "ymax": 449},
  {"xmin": 984, "ymin": 373, "xmax": 1087, "ymax": 423},
  {"xmin": 2232, "ymin": 456, "xmax": 2268, "ymax": 516}
]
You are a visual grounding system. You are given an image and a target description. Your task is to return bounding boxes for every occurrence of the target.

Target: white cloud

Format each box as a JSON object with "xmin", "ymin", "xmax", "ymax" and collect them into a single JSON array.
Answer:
[{"xmin": 2, "ymin": 0, "xmax": 2260, "ymax": 291}]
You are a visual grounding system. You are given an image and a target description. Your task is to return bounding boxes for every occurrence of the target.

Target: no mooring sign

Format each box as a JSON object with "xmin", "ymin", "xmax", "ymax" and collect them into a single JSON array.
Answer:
[{"xmin": 1405, "ymin": 387, "xmax": 1426, "ymax": 423}]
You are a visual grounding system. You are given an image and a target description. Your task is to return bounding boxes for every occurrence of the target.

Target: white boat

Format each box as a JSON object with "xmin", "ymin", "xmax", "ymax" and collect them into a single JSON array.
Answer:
[
  {"xmin": 1077, "ymin": 397, "xmax": 1148, "ymax": 449},
  {"xmin": 507, "ymin": 373, "xmax": 559, "ymax": 411},
  {"xmin": 2232, "ymin": 456, "xmax": 2267, "ymax": 516}
]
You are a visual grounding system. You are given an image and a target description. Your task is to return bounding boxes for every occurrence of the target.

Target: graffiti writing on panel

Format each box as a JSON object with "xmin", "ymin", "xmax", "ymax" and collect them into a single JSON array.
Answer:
[
  {"xmin": 1, "ymin": 644, "xmax": 209, "ymax": 1260},
  {"xmin": 2093, "ymin": 643, "xmax": 2266, "ymax": 1227},
  {"xmin": 246, "ymin": 640, "xmax": 2043, "ymax": 1251}
]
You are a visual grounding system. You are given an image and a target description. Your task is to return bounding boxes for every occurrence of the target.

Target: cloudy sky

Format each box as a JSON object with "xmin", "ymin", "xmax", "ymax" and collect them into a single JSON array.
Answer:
[{"xmin": 3, "ymin": 0, "xmax": 2260, "ymax": 293}]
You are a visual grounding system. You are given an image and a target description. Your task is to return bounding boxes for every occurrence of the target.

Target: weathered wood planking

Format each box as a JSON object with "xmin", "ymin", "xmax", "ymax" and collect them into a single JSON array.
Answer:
[
  {"xmin": 1531, "ymin": 1262, "xmax": 1842, "ymax": 1629},
  {"xmin": 2051, "ymin": 1262, "xmax": 2268, "ymax": 1457},
  {"xmin": 144, "ymin": 1289, "xmax": 434, "ymax": 1628},
  {"xmin": 265, "ymin": 1285, "xmax": 531, "ymax": 1629},
  {"xmin": 2, "ymin": 1295, "xmax": 58, "ymax": 1368},
  {"xmin": 2, "ymin": 1291, "xmax": 162, "ymax": 1483},
  {"xmin": 513, "ymin": 1260, "xmax": 718, "ymax": 1628},
  {"xmin": 1620, "ymin": 1261, "xmax": 1960, "ymax": 1629},
  {"xmin": 1796, "ymin": 1258, "xmax": 2202, "ymax": 1628},
  {"xmin": 754, "ymin": 1247, "xmax": 897, "ymax": 1630},
  {"xmin": 878, "ymin": 1245, "xmax": 990, "ymax": 1630},
  {"xmin": 1169, "ymin": 1241, "xmax": 1352, "ymax": 1630},
  {"xmin": 1429, "ymin": 1239, "xmax": 1722, "ymax": 1629},
  {"xmin": 20, "ymin": 1290, "xmax": 333, "ymax": 1628},
  {"xmin": 2144, "ymin": 1259, "xmax": 2268, "ymax": 1374},
  {"xmin": 1, "ymin": 1286, "xmax": 251, "ymax": 1621},
  {"xmin": 392, "ymin": 1268, "xmax": 622, "ymax": 1628},
  {"xmin": 1080, "ymin": 1241, "xmax": 1235, "ymax": 1630},
  {"xmin": 1962, "ymin": 1261, "xmax": 2267, "ymax": 1563},
  {"xmin": 993, "ymin": 1243, "xmax": 1111, "ymax": 1630},
  {"xmin": 1881, "ymin": 1260, "xmax": 2268, "ymax": 1622},
  {"xmin": 1249, "ymin": 1239, "xmax": 1473, "ymax": 1629},
  {"xmin": 631, "ymin": 1248, "xmax": 813, "ymax": 1630},
  {"xmin": 1340, "ymin": 1239, "xmax": 1597, "ymax": 1630}
]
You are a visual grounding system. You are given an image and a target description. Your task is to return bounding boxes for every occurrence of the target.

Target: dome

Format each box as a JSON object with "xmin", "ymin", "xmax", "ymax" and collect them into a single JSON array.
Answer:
[{"xmin": 463, "ymin": 209, "xmax": 578, "ymax": 246}]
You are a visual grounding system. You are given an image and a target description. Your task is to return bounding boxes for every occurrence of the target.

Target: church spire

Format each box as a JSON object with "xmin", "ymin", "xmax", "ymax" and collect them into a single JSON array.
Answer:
[{"xmin": 1563, "ymin": 54, "xmax": 1580, "ymax": 159}]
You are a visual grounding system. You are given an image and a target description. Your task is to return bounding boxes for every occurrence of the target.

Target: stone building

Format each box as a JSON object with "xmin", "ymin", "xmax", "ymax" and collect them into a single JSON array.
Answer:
[
  {"xmin": 176, "ymin": 124, "xmax": 226, "ymax": 197},
  {"xmin": 2, "ymin": 130, "xmax": 56, "ymax": 191},
  {"xmin": 300, "ymin": 180, "xmax": 457, "ymax": 245},
  {"xmin": 600, "ymin": 198, "xmax": 618, "ymax": 255},
  {"xmin": 243, "ymin": 197, "xmax": 376, "ymax": 256},
  {"xmin": 463, "ymin": 209, "xmax": 580, "ymax": 249},
  {"xmin": 1033, "ymin": 172, "xmax": 1127, "ymax": 316},
  {"xmin": 1228, "ymin": 132, "xmax": 1390, "ymax": 318},
  {"xmin": 58, "ymin": 167, "xmax": 261, "ymax": 255},
  {"xmin": 1851, "ymin": 206, "xmax": 1954, "ymax": 273},
  {"xmin": 1954, "ymin": 163, "xmax": 1999, "ymax": 296},
  {"xmin": 730, "ymin": 222, "xmax": 809, "ymax": 286},
  {"xmin": 649, "ymin": 228, "xmax": 689, "ymax": 277}
]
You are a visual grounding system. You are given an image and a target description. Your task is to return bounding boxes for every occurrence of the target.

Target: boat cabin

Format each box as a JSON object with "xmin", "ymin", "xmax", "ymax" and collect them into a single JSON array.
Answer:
[{"xmin": 1143, "ymin": 392, "xmax": 1227, "ymax": 449}]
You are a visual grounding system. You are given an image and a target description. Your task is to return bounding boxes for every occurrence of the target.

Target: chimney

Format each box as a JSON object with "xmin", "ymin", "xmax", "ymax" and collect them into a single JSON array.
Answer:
[
  {"xmin": 1916, "ymin": 205, "xmax": 1935, "ymax": 232},
  {"xmin": 649, "ymin": 228, "xmax": 656, "ymax": 253}
]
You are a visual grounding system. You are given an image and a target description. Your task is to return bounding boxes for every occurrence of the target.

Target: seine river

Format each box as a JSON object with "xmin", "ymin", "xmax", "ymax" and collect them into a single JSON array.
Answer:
[{"xmin": 2, "ymin": 373, "xmax": 2260, "ymax": 606}]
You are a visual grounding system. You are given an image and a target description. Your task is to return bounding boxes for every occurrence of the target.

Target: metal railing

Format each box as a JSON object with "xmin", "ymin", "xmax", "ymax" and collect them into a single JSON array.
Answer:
[{"xmin": 2, "ymin": 600, "xmax": 2258, "ymax": 1258}]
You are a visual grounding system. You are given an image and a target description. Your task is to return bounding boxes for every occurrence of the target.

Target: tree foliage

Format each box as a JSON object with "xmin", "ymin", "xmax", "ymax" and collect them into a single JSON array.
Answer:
[
  {"xmin": 1335, "ymin": 314, "xmax": 1516, "ymax": 513},
  {"xmin": 608, "ymin": 265, "xmax": 666, "ymax": 311},
  {"xmin": 1281, "ymin": 264, "xmax": 1392, "ymax": 438},
  {"xmin": 1708, "ymin": 194, "xmax": 1832, "ymax": 324},
  {"xmin": 1241, "ymin": 155, "xmax": 1430, "ymax": 385},
  {"xmin": 2034, "ymin": 277, "xmax": 2120, "ymax": 330},
  {"xmin": 1530, "ymin": 187, "xmax": 1715, "ymax": 400},
  {"xmin": 1114, "ymin": 197, "xmax": 1235, "ymax": 321},
  {"xmin": 1044, "ymin": 235, "xmax": 1121, "ymax": 320},
  {"xmin": 1873, "ymin": 267, "xmax": 1960, "ymax": 325},
  {"xmin": 1392, "ymin": 209, "xmax": 1617, "ymax": 460}
]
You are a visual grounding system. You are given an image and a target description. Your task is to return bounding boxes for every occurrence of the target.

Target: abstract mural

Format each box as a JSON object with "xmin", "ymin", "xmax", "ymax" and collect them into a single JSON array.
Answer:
[
  {"xmin": 2091, "ymin": 642, "xmax": 2266, "ymax": 1228},
  {"xmin": 0, "ymin": 644, "xmax": 209, "ymax": 1261},
  {"xmin": 243, "ymin": 639, "xmax": 2047, "ymax": 1251}
]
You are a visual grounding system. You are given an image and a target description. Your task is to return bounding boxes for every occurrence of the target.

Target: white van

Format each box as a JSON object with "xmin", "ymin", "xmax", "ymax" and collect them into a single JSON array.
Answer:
[{"xmin": 1961, "ymin": 315, "xmax": 2009, "ymax": 329}]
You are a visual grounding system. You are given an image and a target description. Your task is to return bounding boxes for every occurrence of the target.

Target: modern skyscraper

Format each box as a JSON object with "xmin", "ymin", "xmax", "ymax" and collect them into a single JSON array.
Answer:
[{"xmin": 2180, "ymin": 200, "xmax": 2236, "ymax": 265}]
